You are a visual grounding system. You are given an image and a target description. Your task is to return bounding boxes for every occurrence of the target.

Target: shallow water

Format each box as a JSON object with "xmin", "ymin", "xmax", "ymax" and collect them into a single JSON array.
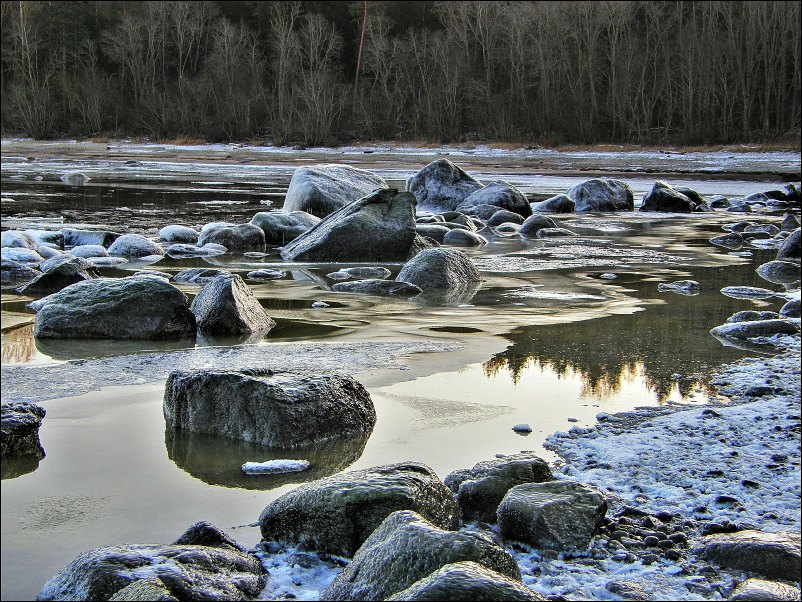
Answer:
[{"xmin": 1, "ymin": 153, "xmax": 798, "ymax": 600}]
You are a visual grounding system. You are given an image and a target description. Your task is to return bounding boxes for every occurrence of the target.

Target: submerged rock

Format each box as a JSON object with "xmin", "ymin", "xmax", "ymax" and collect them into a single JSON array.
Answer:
[
  {"xmin": 725, "ymin": 311, "xmax": 779, "ymax": 324},
  {"xmin": 166, "ymin": 243, "xmax": 227, "ymax": 257},
  {"xmin": 281, "ymin": 189, "xmax": 417, "ymax": 262},
  {"xmin": 283, "ymin": 164, "xmax": 388, "ymax": 218},
  {"xmin": 567, "ymin": 179, "xmax": 634, "ymax": 212},
  {"xmin": 536, "ymin": 227, "xmax": 577, "ymax": 238},
  {"xmin": 190, "ymin": 274, "xmax": 275, "ymax": 335},
  {"xmin": 457, "ymin": 181, "xmax": 531, "ymax": 218},
  {"xmin": 250, "ymin": 211, "xmax": 321, "ymax": 245},
  {"xmin": 158, "ymin": 225, "xmax": 199, "ymax": 244},
  {"xmin": 497, "ymin": 481, "xmax": 607, "ymax": 551},
  {"xmin": 658, "ymin": 280, "xmax": 701, "ymax": 295},
  {"xmin": 320, "ymin": 510, "xmax": 519, "ymax": 601},
  {"xmin": 247, "ymin": 269, "xmax": 286, "ymax": 281},
  {"xmin": 164, "ymin": 369, "xmax": 375, "ymax": 448},
  {"xmin": 694, "ymin": 530, "xmax": 801, "ymax": 581},
  {"xmin": 519, "ymin": 215, "xmax": 559, "ymax": 238},
  {"xmin": 396, "ymin": 248, "xmax": 481, "ymax": 291},
  {"xmin": 1, "ymin": 402, "xmax": 46, "ymax": 461},
  {"xmin": 530, "ymin": 194, "xmax": 575, "ymax": 214},
  {"xmin": 710, "ymin": 232, "xmax": 745, "ymax": 250},
  {"xmin": 259, "ymin": 463, "xmax": 458, "ymax": 558},
  {"xmin": 407, "ymin": 159, "xmax": 483, "ymax": 214},
  {"xmin": 332, "ymin": 279, "xmax": 422, "ymax": 297}
]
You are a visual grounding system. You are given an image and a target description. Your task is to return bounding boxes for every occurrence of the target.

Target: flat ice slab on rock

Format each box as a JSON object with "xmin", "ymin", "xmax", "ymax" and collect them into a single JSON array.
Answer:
[{"xmin": 242, "ymin": 459, "xmax": 310, "ymax": 475}]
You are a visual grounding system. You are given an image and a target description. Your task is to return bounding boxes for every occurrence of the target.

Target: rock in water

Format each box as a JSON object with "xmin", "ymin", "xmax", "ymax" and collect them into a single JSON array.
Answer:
[
  {"xmin": 158, "ymin": 225, "xmax": 199, "ymax": 244},
  {"xmin": 1, "ymin": 402, "xmax": 46, "ymax": 460},
  {"xmin": 190, "ymin": 274, "xmax": 276, "ymax": 335},
  {"xmin": 443, "ymin": 229, "xmax": 488, "ymax": 247},
  {"xmin": 519, "ymin": 215, "xmax": 560, "ymax": 238},
  {"xmin": 173, "ymin": 268, "xmax": 229, "ymax": 285},
  {"xmin": 694, "ymin": 530, "xmax": 801, "ymax": 581},
  {"xmin": 250, "ymin": 211, "xmax": 321, "ymax": 245},
  {"xmin": 530, "ymin": 194, "xmax": 576, "ymax": 214},
  {"xmin": 1, "ymin": 259, "xmax": 40, "ymax": 287},
  {"xmin": 1, "ymin": 230, "xmax": 39, "ymax": 250},
  {"xmin": 259, "ymin": 462, "xmax": 459, "ymax": 558},
  {"xmin": 729, "ymin": 578, "xmax": 801, "ymax": 601},
  {"xmin": 779, "ymin": 299, "xmax": 801, "ymax": 318},
  {"xmin": 17, "ymin": 255, "xmax": 98, "ymax": 295},
  {"xmin": 496, "ymin": 481, "xmax": 607, "ymax": 551},
  {"xmin": 320, "ymin": 510, "xmax": 520, "ymax": 601},
  {"xmin": 456, "ymin": 181, "xmax": 531, "ymax": 218},
  {"xmin": 657, "ymin": 280, "xmax": 701, "ymax": 295},
  {"xmin": 776, "ymin": 228, "xmax": 800, "ymax": 262},
  {"xmin": 164, "ymin": 369, "xmax": 375, "ymax": 448},
  {"xmin": 387, "ymin": 562, "xmax": 546, "ymax": 601},
  {"xmin": 107, "ymin": 234, "xmax": 164, "ymax": 258},
  {"xmin": 407, "ymin": 159, "xmax": 483, "ymax": 214},
  {"xmin": 280, "ymin": 188, "xmax": 417, "ymax": 262},
  {"xmin": 61, "ymin": 228, "xmax": 120, "ymax": 247},
  {"xmin": 283, "ymin": 164, "xmax": 388, "ymax": 218},
  {"xmin": 710, "ymin": 319, "xmax": 800, "ymax": 340},
  {"xmin": 396, "ymin": 248, "xmax": 481, "ymax": 291},
  {"xmin": 33, "ymin": 276, "xmax": 196, "ymax": 339},
  {"xmin": 332, "ymin": 279, "xmax": 422, "ymax": 297},
  {"xmin": 640, "ymin": 181, "xmax": 696, "ymax": 213},
  {"xmin": 756, "ymin": 260, "xmax": 801, "ymax": 285},
  {"xmin": 197, "ymin": 223, "xmax": 266, "ymax": 253},
  {"xmin": 566, "ymin": 179, "xmax": 634, "ymax": 212}
]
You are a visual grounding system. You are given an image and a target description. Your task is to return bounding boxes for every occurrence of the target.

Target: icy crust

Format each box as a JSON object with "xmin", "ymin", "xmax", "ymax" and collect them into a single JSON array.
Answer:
[
  {"xmin": 254, "ymin": 545, "xmax": 344, "ymax": 601},
  {"xmin": 0, "ymin": 341, "xmax": 459, "ymax": 404},
  {"xmin": 544, "ymin": 343, "xmax": 801, "ymax": 533}
]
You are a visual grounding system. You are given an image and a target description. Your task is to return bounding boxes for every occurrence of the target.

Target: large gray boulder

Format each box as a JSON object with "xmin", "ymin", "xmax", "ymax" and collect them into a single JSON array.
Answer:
[
  {"xmin": 283, "ymin": 164, "xmax": 388, "ymax": 218},
  {"xmin": 108, "ymin": 234, "xmax": 164, "ymax": 258},
  {"xmin": 407, "ymin": 159, "xmax": 483, "ymax": 214},
  {"xmin": 17, "ymin": 255, "xmax": 98, "ymax": 295},
  {"xmin": 320, "ymin": 510, "xmax": 520, "ymax": 601},
  {"xmin": 567, "ymin": 179, "xmax": 634, "ymax": 212},
  {"xmin": 190, "ymin": 274, "xmax": 275, "ymax": 335},
  {"xmin": 61, "ymin": 228, "xmax": 120, "ymax": 247},
  {"xmin": 387, "ymin": 562, "xmax": 546, "ymax": 601},
  {"xmin": 457, "ymin": 181, "xmax": 531, "ymax": 218},
  {"xmin": 164, "ymin": 369, "xmax": 375, "ymax": 448},
  {"xmin": 729, "ymin": 578, "xmax": 801, "ymax": 601},
  {"xmin": 396, "ymin": 248, "xmax": 481, "ymax": 291},
  {"xmin": 530, "ymin": 194, "xmax": 575, "ymax": 214},
  {"xmin": 694, "ymin": 531, "xmax": 801, "ymax": 582},
  {"xmin": 444, "ymin": 452, "xmax": 553, "ymax": 523},
  {"xmin": 332, "ymin": 279, "xmax": 422, "ymax": 297},
  {"xmin": 33, "ymin": 276, "xmax": 196, "ymax": 339},
  {"xmin": 280, "ymin": 188, "xmax": 417, "ymax": 262},
  {"xmin": 710, "ymin": 319, "xmax": 800, "ymax": 340},
  {"xmin": 36, "ymin": 540, "xmax": 265, "ymax": 601},
  {"xmin": 197, "ymin": 223, "xmax": 266, "ymax": 253},
  {"xmin": 259, "ymin": 462, "xmax": 459, "ymax": 558},
  {"xmin": 776, "ymin": 228, "xmax": 800, "ymax": 262},
  {"xmin": 1, "ymin": 402, "xmax": 46, "ymax": 460},
  {"xmin": 497, "ymin": 481, "xmax": 607, "ymax": 551},
  {"xmin": 250, "ymin": 211, "xmax": 321, "ymax": 245},
  {"xmin": 640, "ymin": 181, "xmax": 696, "ymax": 213}
]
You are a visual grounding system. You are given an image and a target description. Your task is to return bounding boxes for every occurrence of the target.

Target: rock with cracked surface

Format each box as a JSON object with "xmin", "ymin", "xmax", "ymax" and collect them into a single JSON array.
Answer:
[
  {"xmin": 108, "ymin": 579, "xmax": 177, "ymax": 601},
  {"xmin": 284, "ymin": 164, "xmax": 388, "ymax": 218},
  {"xmin": 259, "ymin": 463, "xmax": 458, "ymax": 558},
  {"xmin": 407, "ymin": 159, "xmax": 483, "ymax": 214},
  {"xmin": 190, "ymin": 274, "xmax": 275, "ymax": 335},
  {"xmin": 694, "ymin": 530, "xmax": 801, "ymax": 582}
]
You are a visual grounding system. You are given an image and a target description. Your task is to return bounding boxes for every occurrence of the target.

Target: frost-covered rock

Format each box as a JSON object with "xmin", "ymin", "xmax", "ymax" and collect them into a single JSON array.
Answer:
[
  {"xmin": 640, "ymin": 181, "xmax": 696, "ymax": 213},
  {"xmin": 444, "ymin": 452, "xmax": 553, "ymax": 523},
  {"xmin": 726, "ymin": 310, "xmax": 779, "ymax": 323},
  {"xmin": 530, "ymin": 194, "xmax": 576, "ymax": 214},
  {"xmin": 284, "ymin": 164, "xmax": 388, "ymax": 218},
  {"xmin": 259, "ymin": 463, "xmax": 458, "ymax": 558},
  {"xmin": 536, "ymin": 227, "xmax": 577, "ymax": 238},
  {"xmin": 25, "ymin": 230, "xmax": 64, "ymax": 248},
  {"xmin": 59, "ymin": 171, "xmax": 90, "ymax": 185},
  {"xmin": 332, "ymin": 279, "xmax": 422, "ymax": 297},
  {"xmin": 35, "ymin": 541, "xmax": 265, "ymax": 601},
  {"xmin": 496, "ymin": 481, "xmax": 607, "ymax": 551},
  {"xmin": 61, "ymin": 228, "xmax": 120, "ymax": 248},
  {"xmin": 166, "ymin": 243, "xmax": 227, "ymax": 257},
  {"xmin": 247, "ymin": 269, "xmax": 286, "ymax": 280},
  {"xmin": 17, "ymin": 254, "xmax": 98, "ymax": 295},
  {"xmin": 456, "ymin": 181, "xmax": 531, "ymax": 218},
  {"xmin": 197, "ymin": 223, "xmax": 265, "ymax": 253},
  {"xmin": 443, "ymin": 229, "xmax": 487, "ymax": 247},
  {"xmin": 1, "ymin": 230, "xmax": 38, "ymax": 250},
  {"xmin": 1, "ymin": 402, "xmax": 46, "ymax": 460},
  {"xmin": 779, "ymin": 299, "xmax": 801, "ymax": 318},
  {"xmin": 158, "ymin": 225, "xmax": 199, "ymax": 244},
  {"xmin": 190, "ymin": 274, "xmax": 275, "ymax": 335},
  {"xmin": 407, "ymin": 159, "xmax": 483, "ymax": 214},
  {"xmin": 387, "ymin": 561, "xmax": 545, "ymax": 601},
  {"xmin": 776, "ymin": 228, "xmax": 800, "ymax": 262},
  {"xmin": 33, "ymin": 276, "xmax": 196, "ymax": 339},
  {"xmin": 320, "ymin": 510, "xmax": 520, "ymax": 601},
  {"xmin": 566, "ymin": 179, "xmax": 634, "ymax": 212},
  {"xmin": 781, "ymin": 213, "xmax": 800, "ymax": 232},
  {"xmin": 756, "ymin": 260, "xmax": 801, "ymax": 285},
  {"xmin": 396, "ymin": 248, "xmax": 481, "ymax": 291},
  {"xmin": 1, "ymin": 259, "xmax": 40, "ymax": 287},
  {"xmin": 281, "ymin": 189, "xmax": 417, "ymax": 262},
  {"xmin": 1, "ymin": 247, "xmax": 43, "ymax": 264},
  {"xmin": 710, "ymin": 319, "xmax": 800, "ymax": 340},
  {"xmin": 729, "ymin": 578, "xmax": 801, "ymax": 601},
  {"xmin": 172, "ymin": 268, "xmax": 230, "ymax": 285},
  {"xmin": 108, "ymin": 234, "xmax": 164, "ymax": 258},
  {"xmin": 658, "ymin": 280, "xmax": 701, "ymax": 295},
  {"xmin": 70, "ymin": 244, "xmax": 108, "ymax": 258},
  {"xmin": 37, "ymin": 246, "xmax": 62, "ymax": 260},
  {"xmin": 694, "ymin": 530, "xmax": 801, "ymax": 582},
  {"xmin": 519, "ymin": 215, "xmax": 559, "ymax": 238},
  {"xmin": 242, "ymin": 459, "xmax": 310, "ymax": 475},
  {"xmin": 164, "ymin": 369, "xmax": 375, "ymax": 448},
  {"xmin": 250, "ymin": 211, "xmax": 321, "ymax": 245}
]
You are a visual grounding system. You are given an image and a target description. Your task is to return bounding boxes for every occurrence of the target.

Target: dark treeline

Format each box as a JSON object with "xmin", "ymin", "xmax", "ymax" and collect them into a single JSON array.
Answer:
[{"xmin": 1, "ymin": 1, "xmax": 800, "ymax": 145}]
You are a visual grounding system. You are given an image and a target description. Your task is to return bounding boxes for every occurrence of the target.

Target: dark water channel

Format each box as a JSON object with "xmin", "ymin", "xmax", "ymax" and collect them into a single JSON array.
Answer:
[{"xmin": 1, "ymin": 158, "xmax": 797, "ymax": 600}]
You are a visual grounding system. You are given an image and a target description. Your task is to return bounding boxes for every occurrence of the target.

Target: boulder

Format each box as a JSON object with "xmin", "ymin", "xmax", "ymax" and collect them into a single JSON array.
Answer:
[
  {"xmin": 694, "ymin": 530, "xmax": 801, "ymax": 581},
  {"xmin": 280, "ymin": 188, "xmax": 416, "ymax": 262},
  {"xmin": 756, "ymin": 261, "xmax": 801, "ymax": 285},
  {"xmin": 108, "ymin": 234, "xmax": 164, "ymax": 258},
  {"xmin": 190, "ymin": 274, "xmax": 275, "ymax": 335},
  {"xmin": 250, "ymin": 211, "xmax": 321, "ymax": 245},
  {"xmin": 444, "ymin": 452, "xmax": 553, "ymax": 523},
  {"xmin": 247, "ymin": 269, "xmax": 286, "ymax": 281},
  {"xmin": 725, "ymin": 311, "xmax": 779, "ymax": 324},
  {"xmin": 729, "ymin": 578, "xmax": 801, "ymax": 601},
  {"xmin": 674, "ymin": 186, "xmax": 707, "ymax": 208},
  {"xmin": 640, "ymin": 181, "xmax": 696, "ymax": 213},
  {"xmin": 496, "ymin": 481, "xmax": 607, "ymax": 551},
  {"xmin": 744, "ymin": 224, "xmax": 781, "ymax": 238},
  {"xmin": 108, "ymin": 579, "xmax": 176, "ymax": 601},
  {"xmin": 779, "ymin": 299, "xmax": 800, "ymax": 318},
  {"xmin": 455, "ymin": 203, "xmax": 507, "ymax": 221},
  {"xmin": 60, "ymin": 171, "xmax": 90, "ymax": 185},
  {"xmin": 165, "ymin": 243, "xmax": 226, "ymax": 257},
  {"xmin": 710, "ymin": 319, "xmax": 800, "ymax": 340},
  {"xmin": 164, "ymin": 369, "xmax": 375, "ymax": 448},
  {"xmin": 781, "ymin": 213, "xmax": 800, "ymax": 231},
  {"xmin": 70, "ymin": 244, "xmax": 108, "ymax": 258},
  {"xmin": 536, "ymin": 227, "xmax": 577, "ymax": 238},
  {"xmin": 1, "ymin": 247, "xmax": 43, "ymax": 264},
  {"xmin": 172, "ymin": 521, "xmax": 247, "ymax": 553},
  {"xmin": 1, "ymin": 259, "xmax": 40, "ymax": 287},
  {"xmin": 321, "ymin": 511, "xmax": 520, "ymax": 601},
  {"xmin": 710, "ymin": 232, "xmax": 744, "ymax": 250},
  {"xmin": 25, "ymin": 230, "xmax": 64, "ymax": 248},
  {"xmin": 443, "ymin": 229, "xmax": 487, "ymax": 247},
  {"xmin": 17, "ymin": 255, "xmax": 98, "ymax": 295},
  {"xmin": 530, "ymin": 194, "xmax": 575, "ymax": 214},
  {"xmin": 158, "ymin": 225, "xmax": 199, "ymax": 244},
  {"xmin": 1, "ymin": 230, "xmax": 38, "ymax": 249},
  {"xmin": 416, "ymin": 225, "xmax": 450, "ymax": 243},
  {"xmin": 36, "ymin": 245, "xmax": 62, "ymax": 259},
  {"xmin": 407, "ymin": 159, "xmax": 483, "ymax": 213},
  {"xmin": 33, "ymin": 276, "xmax": 196, "ymax": 339},
  {"xmin": 172, "ymin": 268, "xmax": 230, "ymax": 285},
  {"xmin": 35, "ymin": 541, "xmax": 265, "ymax": 601},
  {"xmin": 332, "ymin": 279, "xmax": 422, "ymax": 297},
  {"xmin": 487, "ymin": 210, "xmax": 525, "ymax": 227},
  {"xmin": 387, "ymin": 562, "xmax": 546, "ymax": 601},
  {"xmin": 396, "ymin": 248, "xmax": 481, "ymax": 291},
  {"xmin": 710, "ymin": 195, "xmax": 732, "ymax": 209},
  {"xmin": 61, "ymin": 228, "xmax": 120, "ymax": 247},
  {"xmin": 566, "ymin": 179, "xmax": 634, "ymax": 212},
  {"xmin": 197, "ymin": 223, "xmax": 266, "ymax": 253},
  {"xmin": 284, "ymin": 164, "xmax": 388, "ymax": 218},
  {"xmin": 259, "ymin": 463, "xmax": 459, "ymax": 558},
  {"xmin": 519, "ymin": 215, "xmax": 559, "ymax": 238},
  {"xmin": 776, "ymin": 228, "xmax": 800, "ymax": 262},
  {"xmin": 1, "ymin": 402, "xmax": 46, "ymax": 460},
  {"xmin": 456, "ymin": 181, "xmax": 531, "ymax": 218}
]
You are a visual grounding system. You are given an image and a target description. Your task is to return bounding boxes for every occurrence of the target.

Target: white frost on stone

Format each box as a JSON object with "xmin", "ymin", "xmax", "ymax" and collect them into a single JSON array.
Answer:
[
  {"xmin": 512, "ymin": 423, "xmax": 533, "ymax": 433},
  {"xmin": 242, "ymin": 460, "xmax": 310, "ymax": 475}
]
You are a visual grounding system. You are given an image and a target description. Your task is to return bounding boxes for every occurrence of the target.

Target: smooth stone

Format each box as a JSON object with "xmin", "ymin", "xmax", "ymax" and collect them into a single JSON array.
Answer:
[
  {"xmin": 567, "ymin": 179, "xmax": 634, "ymax": 212},
  {"xmin": 779, "ymin": 299, "xmax": 800, "ymax": 318},
  {"xmin": 69, "ymin": 244, "xmax": 108, "ymax": 258},
  {"xmin": 343, "ymin": 266, "xmax": 392, "ymax": 279},
  {"xmin": 443, "ymin": 229, "xmax": 488, "ymax": 247},
  {"xmin": 172, "ymin": 268, "xmax": 230, "ymax": 285},
  {"xmin": 519, "ymin": 215, "xmax": 559, "ymax": 238},
  {"xmin": 197, "ymin": 223, "xmax": 266, "ymax": 253},
  {"xmin": 108, "ymin": 234, "xmax": 164, "ymax": 258},
  {"xmin": 407, "ymin": 159, "xmax": 483, "ymax": 214},
  {"xmin": 1, "ymin": 247, "xmax": 44, "ymax": 264},
  {"xmin": 531, "ymin": 194, "xmax": 575, "ymax": 214},
  {"xmin": 1, "ymin": 230, "xmax": 39, "ymax": 249},
  {"xmin": 158, "ymin": 225, "xmax": 199, "ymax": 244},
  {"xmin": 165, "ymin": 243, "xmax": 225, "ymax": 257},
  {"xmin": 756, "ymin": 261, "xmax": 801, "ymax": 285},
  {"xmin": 332, "ymin": 279, "xmax": 422, "ymax": 297},
  {"xmin": 658, "ymin": 280, "xmax": 701, "ymax": 295},
  {"xmin": 720, "ymin": 286, "xmax": 776, "ymax": 299},
  {"xmin": 710, "ymin": 232, "xmax": 745, "ymax": 250},
  {"xmin": 694, "ymin": 530, "xmax": 801, "ymax": 581},
  {"xmin": 396, "ymin": 248, "xmax": 481, "ymax": 291},
  {"xmin": 487, "ymin": 210, "xmax": 524, "ymax": 227},
  {"xmin": 416, "ymin": 224, "xmax": 451, "ymax": 243},
  {"xmin": 283, "ymin": 164, "xmax": 388, "ymax": 218},
  {"xmin": 776, "ymin": 228, "xmax": 800, "ymax": 262},
  {"xmin": 781, "ymin": 213, "xmax": 800, "ymax": 231},
  {"xmin": 710, "ymin": 319, "xmax": 800, "ymax": 340},
  {"xmin": 454, "ymin": 203, "xmax": 507, "ymax": 221},
  {"xmin": 640, "ymin": 181, "xmax": 696, "ymax": 213},
  {"xmin": 250, "ymin": 211, "xmax": 321, "ymax": 245},
  {"xmin": 246, "ymin": 269, "xmax": 286, "ymax": 280},
  {"xmin": 536, "ymin": 227, "xmax": 577, "ymax": 238},
  {"xmin": 190, "ymin": 274, "xmax": 276, "ymax": 335},
  {"xmin": 726, "ymin": 311, "xmax": 779, "ymax": 323},
  {"xmin": 457, "ymin": 181, "xmax": 531, "ymax": 218}
]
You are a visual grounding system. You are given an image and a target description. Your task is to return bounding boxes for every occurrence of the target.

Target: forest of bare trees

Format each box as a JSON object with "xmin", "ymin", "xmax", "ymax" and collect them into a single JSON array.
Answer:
[{"xmin": 1, "ymin": 1, "xmax": 800, "ymax": 146}]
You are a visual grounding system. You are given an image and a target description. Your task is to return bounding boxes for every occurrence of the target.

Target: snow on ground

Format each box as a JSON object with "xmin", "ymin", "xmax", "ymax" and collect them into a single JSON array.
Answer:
[{"xmin": 254, "ymin": 545, "xmax": 343, "ymax": 601}]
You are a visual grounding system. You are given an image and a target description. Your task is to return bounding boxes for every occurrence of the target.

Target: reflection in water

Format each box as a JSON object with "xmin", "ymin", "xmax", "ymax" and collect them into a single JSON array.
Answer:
[
  {"xmin": 165, "ymin": 427, "xmax": 370, "ymax": 490},
  {"xmin": 34, "ymin": 335, "xmax": 197, "ymax": 362},
  {"xmin": 2, "ymin": 325, "xmax": 37, "ymax": 364},
  {"xmin": 1, "ymin": 454, "xmax": 43, "ymax": 480}
]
